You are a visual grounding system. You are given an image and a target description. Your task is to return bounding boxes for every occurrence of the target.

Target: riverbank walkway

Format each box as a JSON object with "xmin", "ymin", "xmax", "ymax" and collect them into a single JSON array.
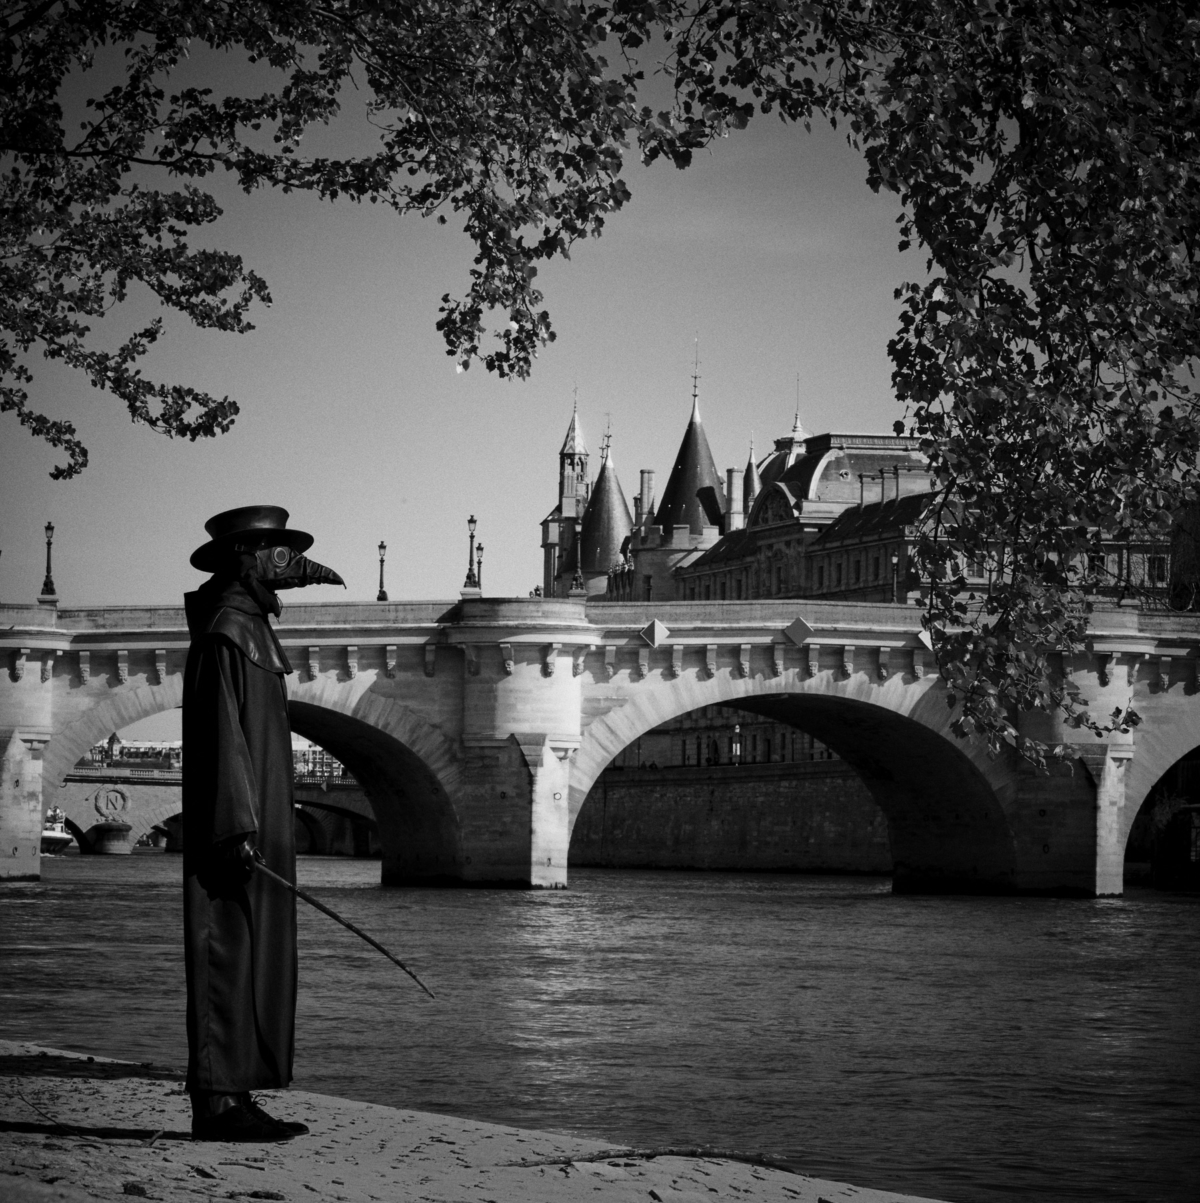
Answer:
[{"xmin": 1, "ymin": 1041, "xmax": 945, "ymax": 1203}]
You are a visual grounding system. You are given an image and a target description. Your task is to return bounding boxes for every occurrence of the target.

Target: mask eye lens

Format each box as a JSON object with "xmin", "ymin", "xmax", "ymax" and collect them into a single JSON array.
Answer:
[{"xmin": 271, "ymin": 547, "xmax": 290, "ymax": 567}]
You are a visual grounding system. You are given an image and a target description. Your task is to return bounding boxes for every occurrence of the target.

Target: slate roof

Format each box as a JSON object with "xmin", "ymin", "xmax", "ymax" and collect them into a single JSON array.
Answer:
[
  {"xmin": 811, "ymin": 491, "xmax": 933, "ymax": 546},
  {"xmin": 655, "ymin": 396, "xmax": 726, "ymax": 536},
  {"xmin": 578, "ymin": 454, "xmax": 635, "ymax": 574}
]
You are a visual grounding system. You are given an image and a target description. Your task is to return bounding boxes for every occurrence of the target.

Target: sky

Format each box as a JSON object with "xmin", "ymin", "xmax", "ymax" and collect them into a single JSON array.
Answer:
[{"xmin": 0, "ymin": 77, "xmax": 913, "ymax": 611}]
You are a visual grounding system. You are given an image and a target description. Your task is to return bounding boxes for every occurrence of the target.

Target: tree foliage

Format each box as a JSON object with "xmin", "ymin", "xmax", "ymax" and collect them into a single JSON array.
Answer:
[{"xmin": 5, "ymin": 1, "xmax": 1200, "ymax": 754}]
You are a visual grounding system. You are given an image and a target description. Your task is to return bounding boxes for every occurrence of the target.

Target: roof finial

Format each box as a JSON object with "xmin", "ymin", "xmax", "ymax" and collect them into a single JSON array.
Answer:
[
  {"xmin": 793, "ymin": 373, "xmax": 802, "ymax": 433},
  {"xmin": 601, "ymin": 413, "xmax": 612, "ymax": 461},
  {"xmin": 691, "ymin": 336, "xmax": 701, "ymax": 420}
]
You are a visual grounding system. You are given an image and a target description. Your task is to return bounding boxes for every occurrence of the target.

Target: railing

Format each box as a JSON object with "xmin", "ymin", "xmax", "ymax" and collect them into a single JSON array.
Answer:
[
  {"xmin": 68, "ymin": 764, "xmax": 180, "ymax": 779},
  {"xmin": 67, "ymin": 765, "xmax": 357, "ymax": 787}
]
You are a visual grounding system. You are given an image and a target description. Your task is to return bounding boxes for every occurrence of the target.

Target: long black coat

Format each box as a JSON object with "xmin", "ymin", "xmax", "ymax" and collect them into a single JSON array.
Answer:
[{"xmin": 182, "ymin": 579, "xmax": 297, "ymax": 1095}]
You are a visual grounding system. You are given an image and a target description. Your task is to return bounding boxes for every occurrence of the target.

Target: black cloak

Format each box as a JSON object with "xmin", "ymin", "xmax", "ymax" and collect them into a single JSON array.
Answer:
[{"xmin": 182, "ymin": 578, "xmax": 297, "ymax": 1095}]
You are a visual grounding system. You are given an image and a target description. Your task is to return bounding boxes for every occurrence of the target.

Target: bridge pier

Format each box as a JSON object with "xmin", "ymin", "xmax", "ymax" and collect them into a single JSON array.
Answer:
[
  {"xmin": 449, "ymin": 603, "xmax": 592, "ymax": 887},
  {"xmin": 0, "ymin": 733, "xmax": 42, "ymax": 881}
]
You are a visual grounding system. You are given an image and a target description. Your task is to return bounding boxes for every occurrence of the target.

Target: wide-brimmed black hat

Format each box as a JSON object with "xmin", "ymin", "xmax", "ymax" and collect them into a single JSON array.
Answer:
[{"xmin": 190, "ymin": 505, "xmax": 314, "ymax": 571}]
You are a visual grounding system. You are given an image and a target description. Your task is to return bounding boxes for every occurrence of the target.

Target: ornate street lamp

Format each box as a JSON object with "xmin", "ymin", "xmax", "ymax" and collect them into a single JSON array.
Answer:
[
  {"xmin": 732, "ymin": 723, "xmax": 742, "ymax": 765},
  {"xmin": 891, "ymin": 552, "xmax": 900, "ymax": 604},
  {"xmin": 475, "ymin": 543, "xmax": 484, "ymax": 593},
  {"xmin": 41, "ymin": 521, "xmax": 56, "ymax": 597},
  {"xmin": 463, "ymin": 515, "xmax": 479, "ymax": 589},
  {"xmin": 376, "ymin": 540, "xmax": 388, "ymax": 602}
]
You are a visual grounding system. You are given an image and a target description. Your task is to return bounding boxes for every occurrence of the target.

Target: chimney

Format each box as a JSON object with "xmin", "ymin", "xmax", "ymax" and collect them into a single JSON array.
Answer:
[
  {"xmin": 639, "ymin": 470, "xmax": 656, "ymax": 522},
  {"xmin": 726, "ymin": 468, "xmax": 745, "ymax": 531}
]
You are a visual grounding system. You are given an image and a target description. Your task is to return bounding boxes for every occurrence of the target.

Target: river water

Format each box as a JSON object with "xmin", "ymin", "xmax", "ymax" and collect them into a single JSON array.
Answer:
[{"xmin": 1, "ymin": 854, "xmax": 1197, "ymax": 1203}]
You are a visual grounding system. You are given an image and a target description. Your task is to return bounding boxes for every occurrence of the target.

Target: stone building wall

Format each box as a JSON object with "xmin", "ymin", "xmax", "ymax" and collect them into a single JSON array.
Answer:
[{"xmin": 570, "ymin": 760, "xmax": 891, "ymax": 872}]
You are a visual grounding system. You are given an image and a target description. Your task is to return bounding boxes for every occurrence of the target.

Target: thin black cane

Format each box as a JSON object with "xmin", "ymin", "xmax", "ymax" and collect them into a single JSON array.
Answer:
[{"xmin": 252, "ymin": 851, "xmax": 435, "ymax": 998}]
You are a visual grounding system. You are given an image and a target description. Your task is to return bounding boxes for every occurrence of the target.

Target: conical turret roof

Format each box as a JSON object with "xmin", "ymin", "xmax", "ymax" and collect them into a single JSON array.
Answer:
[
  {"xmin": 656, "ymin": 394, "xmax": 726, "ymax": 536},
  {"xmin": 744, "ymin": 439, "xmax": 762, "ymax": 513},
  {"xmin": 578, "ymin": 453, "xmax": 634, "ymax": 573}
]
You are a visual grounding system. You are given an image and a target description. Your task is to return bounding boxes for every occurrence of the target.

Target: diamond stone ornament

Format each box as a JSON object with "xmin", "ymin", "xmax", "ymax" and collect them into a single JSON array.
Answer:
[
  {"xmin": 639, "ymin": 619, "xmax": 669, "ymax": 647},
  {"xmin": 783, "ymin": 617, "xmax": 815, "ymax": 645}
]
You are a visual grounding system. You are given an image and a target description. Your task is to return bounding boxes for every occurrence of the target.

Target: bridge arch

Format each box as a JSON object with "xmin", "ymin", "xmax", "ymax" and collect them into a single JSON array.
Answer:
[
  {"xmin": 43, "ymin": 678, "xmax": 184, "ymax": 788},
  {"xmin": 573, "ymin": 669, "xmax": 1022, "ymax": 893},
  {"xmin": 286, "ymin": 685, "xmax": 466, "ymax": 885}
]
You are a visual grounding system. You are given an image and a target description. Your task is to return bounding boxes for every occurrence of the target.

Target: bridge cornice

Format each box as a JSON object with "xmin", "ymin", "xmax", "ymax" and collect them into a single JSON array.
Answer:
[{"xmin": 5, "ymin": 600, "xmax": 1200, "ymax": 667}]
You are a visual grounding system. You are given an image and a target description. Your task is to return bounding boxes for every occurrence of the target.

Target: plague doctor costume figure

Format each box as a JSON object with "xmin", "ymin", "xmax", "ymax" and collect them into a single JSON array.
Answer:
[{"xmin": 183, "ymin": 506, "xmax": 343, "ymax": 1141}]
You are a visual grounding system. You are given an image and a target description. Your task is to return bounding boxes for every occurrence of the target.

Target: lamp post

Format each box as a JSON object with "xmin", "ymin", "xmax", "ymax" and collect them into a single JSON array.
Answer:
[
  {"xmin": 732, "ymin": 723, "xmax": 742, "ymax": 766},
  {"xmin": 475, "ymin": 543, "xmax": 484, "ymax": 593},
  {"xmin": 891, "ymin": 552, "xmax": 900, "ymax": 604},
  {"xmin": 463, "ymin": 515, "xmax": 479, "ymax": 589},
  {"xmin": 41, "ymin": 521, "xmax": 56, "ymax": 597},
  {"xmin": 376, "ymin": 541, "xmax": 388, "ymax": 602}
]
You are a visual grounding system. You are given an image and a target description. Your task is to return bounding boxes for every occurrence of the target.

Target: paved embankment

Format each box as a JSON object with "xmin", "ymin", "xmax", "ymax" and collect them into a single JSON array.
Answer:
[{"xmin": 1, "ymin": 1042, "xmax": 948, "ymax": 1203}]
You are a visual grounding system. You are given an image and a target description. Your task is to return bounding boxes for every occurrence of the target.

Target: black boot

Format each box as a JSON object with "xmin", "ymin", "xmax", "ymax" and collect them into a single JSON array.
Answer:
[
  {"xmin": 190, "ymin": 1092, "xmax": 296, "ymax": 1143},
  {"xmin": 241, "ymin": 1094, "xmax": 310, "ymax": 1137}
]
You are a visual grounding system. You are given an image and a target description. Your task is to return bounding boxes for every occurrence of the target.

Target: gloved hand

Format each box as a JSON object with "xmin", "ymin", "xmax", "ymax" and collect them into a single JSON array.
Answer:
[{"xmin": 214, "ymin": 835, "xmax": 257, "ymax": 885}]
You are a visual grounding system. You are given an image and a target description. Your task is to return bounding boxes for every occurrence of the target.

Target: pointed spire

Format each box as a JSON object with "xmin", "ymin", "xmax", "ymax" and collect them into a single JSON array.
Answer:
[
  {"xmin": 791, "ymin": 374, "xmax": 807, "ymax": 440},
  {"xmin": 656, "ymin": 384, "xmax": 726, "ymax": 537},
  {"xmin": 690, "ymin": 339, "xmax": 701, "ymax": 421},
  {"xmin": 560, "ymin": 391, "xmax": 586, "ymax": 454},
  {"xmin": 744, "ymin": 437, "xmax": 762, "ymax": 513},
  {"xmin": 578, "ymin": 450, "xmax": 635, "ymax": 574}
]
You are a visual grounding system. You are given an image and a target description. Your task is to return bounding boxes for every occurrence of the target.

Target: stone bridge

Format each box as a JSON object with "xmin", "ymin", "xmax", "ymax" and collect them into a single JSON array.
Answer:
[{"xmin": 3, "ymin": 596, "xmax": 1198, "ymax": 894}]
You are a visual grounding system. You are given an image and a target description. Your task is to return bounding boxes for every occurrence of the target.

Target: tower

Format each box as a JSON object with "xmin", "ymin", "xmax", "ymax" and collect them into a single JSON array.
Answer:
[
  {"xmin": 575, "ymin": 427, "xmax": 634, "ymax": 597},
  {"xmin": 620, "ymin": 374, "xmax": 727, "ymax": 601},
  {"xmin": 541, "ymin": 398, "xmax": 593, "ymax": 596}
]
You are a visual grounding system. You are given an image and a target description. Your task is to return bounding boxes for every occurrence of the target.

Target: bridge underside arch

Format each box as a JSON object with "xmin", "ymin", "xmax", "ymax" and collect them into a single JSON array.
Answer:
[
  {"xmin": 728, "ymin": 695, "xmax": 1017, "ymax": 893},
  {"xmin": 574, "ymin": 679, "xmax": 1021, "ymax": 895},
  {"xmin": 288, "ymin": 700, "xmax": 462, "ymax": 885},
  {"xmin": 1123, "ymin": 742, "xmax": 1200, "ymax": 889}
]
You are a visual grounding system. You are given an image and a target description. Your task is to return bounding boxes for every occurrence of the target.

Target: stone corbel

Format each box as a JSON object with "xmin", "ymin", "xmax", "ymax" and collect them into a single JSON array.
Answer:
[
  {"xmin": 1059, "ymin": 652, "xmax": 1074, "ymax": 683},
  {"xmin": 668, "ymin": 645, "xmax": 683, "ymax": 679},
  {"xmin": 573, "ymin": 646, "xmax": 589, "ymax": 677},
  {"xmin": 604, "ymin": 645, "xmax": 616, "ymax": 680},
  {"xmin": 739, "ymin": 644, "xmax": 751, "ymax": 678},
  {"xmin": 154, "ymin": 649, "xmax": 167, "ymax": 685},
  {"xmin": 841, "ymin": 645, "xmax": 855, "ymax": 679},
  {"xmin": 12, "ymin": 648, "xmax": 28, "ymax": 682},
  {"xmin": 308, "ymin": 647, "xmax": 320, "ymax": 680},
  {"xmin": 912, "ymin": 648, "xmax": 926, "ymax": 679},
  {"xmin": 772, "ymin": 643, "xmax": 785, "ymax": 678},
  {"xmin": 637, "ymin": 645, "xmax": 650, "ymax": 679},
  {"xmin": 465, "ymin": 645, "xmax": 481, "ymax": 676},
  {"xmin": 1157, "ymin": 654, "xmax": 1171, "ymax": 691},
  {"xmin": 1127, "ymin": 653, "xmax": 1145, "ymax": 687},
  {"xmin": 424, "ymin": 643, "xmax": 436, "ymax": 677},
  {"xmin": 705, "ymin": 644, "xmax": 718, "ymax": 678},
  {"xmin": 116, "ymin": 650, "xmax": 128, "ymax": 685},
  {"xmin": 41, "ymin": 649, "xmax": 55, "ymax": 683},
  {"xmin": 385, "ymin": 645, "xmax": 397, "ymax": 678},
  {"xmin": 346, "ymin": 646, "xmax": 359, "ymax": 679},
  {"xmin": 1095, "ymin": 651, "xmax": 1111, "ymax": 685},
  {"xmin": 78, "ymin": 650, "xmax": 90, "ymax": 683},
  {"xmin": 806, "ymin": 644, "xmax": 820, "ymax": 678},
  {"xmin": 877, "ymin": 647, "xmax": 890, "ymax": 681},
  {"xmin": 542, "ymin": 643, "xmax": 561, "ymax": 677},
  {"xmin": 500, "ymin": 644, "xmax": 514, "ymax": 675}
]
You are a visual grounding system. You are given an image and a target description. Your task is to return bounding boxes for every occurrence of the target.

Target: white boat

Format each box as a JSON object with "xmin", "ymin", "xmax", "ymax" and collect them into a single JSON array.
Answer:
[{"xmin": 41, "ymin": 806, "xmax": 74, "ymax": 855}]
